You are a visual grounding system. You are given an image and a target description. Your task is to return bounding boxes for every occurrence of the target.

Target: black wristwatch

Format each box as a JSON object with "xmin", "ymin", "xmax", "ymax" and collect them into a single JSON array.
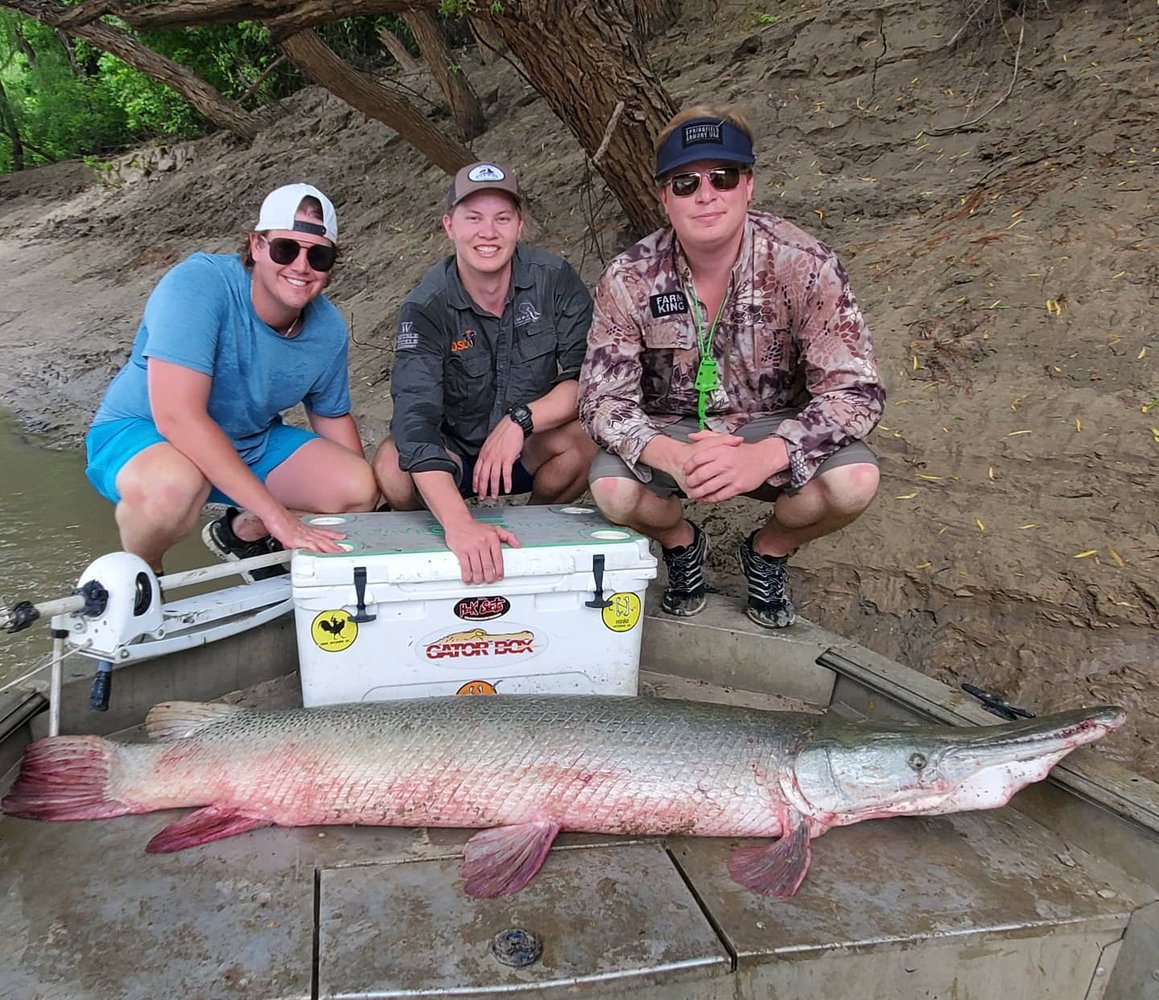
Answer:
[{"xmin": 506, "ymin": 403, "xmax": 534, "ymax": 436}]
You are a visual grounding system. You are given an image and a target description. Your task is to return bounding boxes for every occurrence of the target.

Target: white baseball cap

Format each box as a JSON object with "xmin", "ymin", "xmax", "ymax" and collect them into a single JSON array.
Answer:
[{"xmin": 255, "ymin": 183, "xmax": 338, "ymax": 243}]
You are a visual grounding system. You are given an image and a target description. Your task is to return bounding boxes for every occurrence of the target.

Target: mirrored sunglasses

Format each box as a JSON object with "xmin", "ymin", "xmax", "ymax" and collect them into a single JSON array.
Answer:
[
  {"xmin": 262, "ymin": 236, "xmax": 337, "ymax": 272},
  {"xmin": 667, "ymin": 166, "xmax": 746, "ymax": 198}
]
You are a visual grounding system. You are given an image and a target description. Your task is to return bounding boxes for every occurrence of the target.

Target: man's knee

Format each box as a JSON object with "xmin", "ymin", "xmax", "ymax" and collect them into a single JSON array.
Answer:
[
  {"xmin": 589, "ymin": 475, "xmax": 654, "ymax": 523},
  {"xmin": 817, "ymin": 462, "xmax": 879, "ymax": 517},
  {"xmin": 332, "ymin": 461, "xmax": 380, "ymax": 512},
  {"xmin": 116, "ymin": 450, "xmax": 208, "ymax": 518}
]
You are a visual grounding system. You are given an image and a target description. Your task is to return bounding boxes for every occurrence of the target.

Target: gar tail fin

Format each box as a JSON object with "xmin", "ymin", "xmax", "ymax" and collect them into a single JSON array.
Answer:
[
  {"xmin": 146, "ymin": 806, "xmax": 273, "ymax": 853},
  {"xmin": 728, "ymin": 817, "xmax": 813, "ymax": 899},
  {"xmin": 461, "ymin": 819, "xmax": 562, "ymax": 898},
  {"xmin": 1, "ymin": 736, "xmax": 130, "ymax": 820},
  {"xmin": 146, "ymin": 701, "xmax": 249, "ymax": 741}
]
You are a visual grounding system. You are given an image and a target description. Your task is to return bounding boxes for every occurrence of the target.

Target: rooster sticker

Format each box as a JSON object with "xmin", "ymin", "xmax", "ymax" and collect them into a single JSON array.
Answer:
[{"xmin": 311, "ymin": 610, "xmax": 358, "ymax": 653}]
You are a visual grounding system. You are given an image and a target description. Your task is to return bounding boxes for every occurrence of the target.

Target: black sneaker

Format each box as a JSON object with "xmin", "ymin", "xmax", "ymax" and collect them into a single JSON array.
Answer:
[
  {"xmin": 737, "ymin": 531, "xmax": 796, "ymax": 628},
  {"xmin": 660, "ymin": 521, "xmax": 708, "ymax": 617},
  {"xmin": 201, "ymin": 507, "xmax": 287, "ymax": 583}
]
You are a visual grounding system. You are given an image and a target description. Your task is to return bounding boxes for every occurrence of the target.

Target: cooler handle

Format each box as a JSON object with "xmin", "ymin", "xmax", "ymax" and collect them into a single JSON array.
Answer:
[
  {"xmin": 585, "ymin": 554, "xmax": 613, "ymax": 609},
  {"xmin": 350, "ymin": 566, "xmax": 378, "ymax": 623}
]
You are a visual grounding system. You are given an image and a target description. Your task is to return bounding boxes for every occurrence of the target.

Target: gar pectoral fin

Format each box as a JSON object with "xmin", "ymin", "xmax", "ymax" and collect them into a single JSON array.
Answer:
[
  {"xmin": 728, "ymin": 817, "xmax": 813, "ymax": 899},
  {"xmin": 145, "ymin": 806, "xmax": 273, "ymax": 853},
  {"xmin": 460, "ymin": 819, "xmax": 562, "ymax": 898}
]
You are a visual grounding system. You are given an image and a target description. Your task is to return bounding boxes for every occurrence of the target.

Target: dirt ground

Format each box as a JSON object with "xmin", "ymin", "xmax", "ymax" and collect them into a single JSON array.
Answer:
[{"xmin": 0, "ymin": 1, "xmax": 1154, "ymax": 777}]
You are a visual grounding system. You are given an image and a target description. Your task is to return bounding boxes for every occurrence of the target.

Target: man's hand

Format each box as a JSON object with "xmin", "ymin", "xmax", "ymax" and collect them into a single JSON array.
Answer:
[
  {"xmin": 683, "ymin": 431, "xmax": 782, "ymax": 502},
  {"xmin": 473, "ymin": 417, "xmax": 525, "ymax": 500},
  {"xmin": 264, "ymin": 510, "xmax": 349, "ymax": 554},
  {"xmin": 444, "ymin": 518, "xmax": 522, "ymax": 584}
]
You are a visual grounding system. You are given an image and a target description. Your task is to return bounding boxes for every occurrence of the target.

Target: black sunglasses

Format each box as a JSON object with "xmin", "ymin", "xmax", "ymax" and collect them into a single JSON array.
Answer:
[
  {"xmin": 666, "ymin": 167, "xmax": 747, "ymax": 198},
  {"xmin": 261, "ymin": 236, "xmax": 337, "ymax": 272}
]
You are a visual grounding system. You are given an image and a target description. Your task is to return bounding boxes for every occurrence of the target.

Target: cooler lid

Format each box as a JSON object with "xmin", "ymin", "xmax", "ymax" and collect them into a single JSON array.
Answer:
[{"xmin": 291, "ymin": 505, "xmax": 657, "ymax": 587}]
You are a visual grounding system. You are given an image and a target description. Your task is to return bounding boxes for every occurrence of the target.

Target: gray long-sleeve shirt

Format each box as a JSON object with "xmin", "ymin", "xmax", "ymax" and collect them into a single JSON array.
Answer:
[{"xmin": 390, "ymin": 245, "xmax": 593, "ymax": 476}]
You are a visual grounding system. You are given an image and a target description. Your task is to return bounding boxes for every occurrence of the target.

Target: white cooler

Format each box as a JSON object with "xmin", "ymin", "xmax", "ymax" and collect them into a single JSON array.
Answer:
[{"xmin": 290, "ymin": 505, "xmax": 658, "ymax": 706}]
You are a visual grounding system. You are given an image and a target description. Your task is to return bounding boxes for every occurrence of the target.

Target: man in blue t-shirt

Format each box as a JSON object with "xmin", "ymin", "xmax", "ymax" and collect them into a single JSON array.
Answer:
[{"xmin": 85, "ymin": 183, "xmax": 378, "ymax": 575}]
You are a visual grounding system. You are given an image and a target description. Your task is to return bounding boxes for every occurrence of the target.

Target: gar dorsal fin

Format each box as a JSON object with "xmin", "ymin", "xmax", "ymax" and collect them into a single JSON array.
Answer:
[{"xmin": 146, "ymin": 701, "xmax": 249, "ymax": 742}]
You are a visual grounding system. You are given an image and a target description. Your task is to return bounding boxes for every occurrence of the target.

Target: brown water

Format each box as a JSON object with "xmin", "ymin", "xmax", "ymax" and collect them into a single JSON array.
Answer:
[{"xmin": 0, "ymin": 413, "xmax": 208, "ymax": 690}]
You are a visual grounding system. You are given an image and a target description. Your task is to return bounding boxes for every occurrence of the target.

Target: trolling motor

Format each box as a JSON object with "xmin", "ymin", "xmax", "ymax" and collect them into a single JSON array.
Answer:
[{"xmin": 1, "ymin": 548, "xmax": 293, "ymax": 734}]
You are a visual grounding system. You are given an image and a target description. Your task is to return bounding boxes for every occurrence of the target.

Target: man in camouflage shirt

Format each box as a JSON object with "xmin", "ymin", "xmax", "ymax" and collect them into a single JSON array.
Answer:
[{"xmin": 578, "ymin": 105, "xmax": 884, "ymax": 628}]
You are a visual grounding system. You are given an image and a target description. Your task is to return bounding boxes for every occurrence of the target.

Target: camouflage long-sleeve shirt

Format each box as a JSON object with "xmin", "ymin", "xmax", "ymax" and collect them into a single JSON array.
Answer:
[{"xmin": 578, "ymin": 212, "xmax": 885, "ymax": 489}]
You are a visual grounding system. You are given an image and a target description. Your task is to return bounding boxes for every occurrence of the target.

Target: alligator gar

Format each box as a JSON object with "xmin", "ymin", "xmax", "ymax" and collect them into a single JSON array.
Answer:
[{"xmin": 1, "ymin": 695, "xmax": 1124, "ymax": 899}]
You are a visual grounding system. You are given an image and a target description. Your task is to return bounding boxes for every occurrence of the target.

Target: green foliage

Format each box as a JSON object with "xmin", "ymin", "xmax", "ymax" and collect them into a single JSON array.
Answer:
[
  {"xmin": 438, "ymin": 1, "xmax": 505, "ymax": 16},
  {"xmin": 0, "ymin": 13, "xmax": 413, "ymax": 174}
]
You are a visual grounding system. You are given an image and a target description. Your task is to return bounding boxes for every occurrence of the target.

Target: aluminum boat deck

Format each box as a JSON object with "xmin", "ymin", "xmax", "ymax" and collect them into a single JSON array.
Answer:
[{"xmin": 1, "ymin": 604, "xmax": 1156, "ymax": 999}]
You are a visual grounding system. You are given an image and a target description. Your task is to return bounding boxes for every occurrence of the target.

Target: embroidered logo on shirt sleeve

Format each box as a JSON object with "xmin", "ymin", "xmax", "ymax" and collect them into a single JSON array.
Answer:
[{"xmin": 397, "ymin": 321, "xmax": 419, "ymax": 351}]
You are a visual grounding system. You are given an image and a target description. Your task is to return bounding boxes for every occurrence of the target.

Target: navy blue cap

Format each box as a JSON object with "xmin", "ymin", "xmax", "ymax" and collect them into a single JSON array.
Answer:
[{"xmin": 654, "ymin": 117, "xmax": 755, "ymax": 181}]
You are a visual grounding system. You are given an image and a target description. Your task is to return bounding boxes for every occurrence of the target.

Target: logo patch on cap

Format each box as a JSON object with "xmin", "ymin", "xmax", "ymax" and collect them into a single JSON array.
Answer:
[
  {"xmin": 682, "ymin": 122, "xmax": 723, "ymax": 147},
  {"xmin": 468, "ymin": 164, "xmax": 506, "ymax": 182},
  {"xmin": 649, "ymin": 291, "xmax": 689, "ymax": 318}
]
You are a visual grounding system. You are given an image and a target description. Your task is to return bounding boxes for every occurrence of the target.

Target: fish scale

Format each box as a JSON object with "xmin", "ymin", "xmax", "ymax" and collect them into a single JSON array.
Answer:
[
  {"xmin": 2, "ymin": 694, "xmax": 1123, "ymax": 900},
  {"xmin": 130, "ymin": 697, "xmax": 796, "ymax": 837}
]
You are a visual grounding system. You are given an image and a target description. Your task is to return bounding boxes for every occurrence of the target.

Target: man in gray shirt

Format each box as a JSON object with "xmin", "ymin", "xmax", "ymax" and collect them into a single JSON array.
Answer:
[{"xmin": 374, "ymin": 162, "xmax": 595, "ymax": 584}]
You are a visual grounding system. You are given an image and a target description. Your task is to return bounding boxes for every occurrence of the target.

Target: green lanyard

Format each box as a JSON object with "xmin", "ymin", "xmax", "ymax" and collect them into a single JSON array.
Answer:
[{"xmin": 686, "ymin": 284, "xmax": 726, "ymax": 430}]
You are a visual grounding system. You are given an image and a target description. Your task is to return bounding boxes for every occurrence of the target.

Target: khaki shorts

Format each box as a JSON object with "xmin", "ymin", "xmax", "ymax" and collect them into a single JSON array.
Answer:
[{"xmin": 589, "ymin": 412, "xmax": 877, "ymax": 502}]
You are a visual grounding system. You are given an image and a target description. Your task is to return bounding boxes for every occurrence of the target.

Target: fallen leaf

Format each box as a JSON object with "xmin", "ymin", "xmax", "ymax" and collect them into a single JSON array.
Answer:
[
  {"xmin": 1108, "ymin": 547, "xmax": 1125, "ymax": 567},
  {"xmin": 1074, "ymin": 550, "xmax": 1099, "ymax": 559},
  {"xmin": 915, "ymin": 562, "xmax": 932, "ymax": 570},
  {"xmin": 1075, "ymin": 418, "xmax": 1082, "ymax": 431},
  {"xmin": 976, "ymin": 519, "xmax": 985, "ymax": 532},
  {"xmin": 988, "ymin": 466, "xmax": 996, "ymax": 479}
]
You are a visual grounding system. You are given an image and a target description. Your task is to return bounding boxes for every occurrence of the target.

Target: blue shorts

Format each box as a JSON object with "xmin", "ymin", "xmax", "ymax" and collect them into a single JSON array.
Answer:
[
  {"xmin": 84, "ymin": 417, "xmax": 320, "ymax": 506},
  {"xmin": 456, "ymin": 454, "xmax": 535, "ymax": 499}
]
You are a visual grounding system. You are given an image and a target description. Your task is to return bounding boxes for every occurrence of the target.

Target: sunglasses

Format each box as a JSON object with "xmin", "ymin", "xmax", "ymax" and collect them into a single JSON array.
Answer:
[
  {"xmin": 260, "ymin": 235, "xmax": 337, "ymax": 272},
  {"xmin": 666, "ymin": 166, "xmax": 747, "ymax": 198}
]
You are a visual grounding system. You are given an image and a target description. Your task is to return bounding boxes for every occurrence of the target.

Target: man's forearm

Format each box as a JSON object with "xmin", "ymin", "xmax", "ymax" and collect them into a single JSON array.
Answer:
[
  {"xmin": 525, "ymin": 380, "xmax": 580, "ymax": 433},
  {"xmin": 414, "ymin": 470, "xmax": 475, "ymax": 528},
  {"xmin": 309, "ymin": 411, "xmax": 365, "ymax": 457}
]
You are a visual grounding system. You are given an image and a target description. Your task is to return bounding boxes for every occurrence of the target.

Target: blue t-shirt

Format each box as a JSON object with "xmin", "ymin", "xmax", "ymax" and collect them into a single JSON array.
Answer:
[{"xmin": 92, "ymin": 253, "xmax": 352, "ymax": 464}]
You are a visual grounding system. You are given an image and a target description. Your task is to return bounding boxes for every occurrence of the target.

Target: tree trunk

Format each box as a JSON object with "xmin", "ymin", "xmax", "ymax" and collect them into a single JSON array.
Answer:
[
  {"xmin": 3, "ymin": 0, "xmax": 271, "ymax": 138},
  {"xmin": 277, "ymin": 28, "xmax": 474, "ymax": 176},
  {"xmin": 402, "ymin": 9, "xmax": 484, "ymax": 142},
  {"xmin": 0, "ymin": 78, "xmax": 25, "ymax": 170},
  {"xmin": 468, "ymin": 15, "xmax": 507, "ymax": 64},
  {"xmin": 483, "ymin": 0, "xmax": 676, "ymax": 236},
  {"xmin": 377, "ymin": 25, "xmax": 421, "ymax": 74},
  {"xmin": 627, "ymin": 0, "xmax": 682, "ymax": 39}
]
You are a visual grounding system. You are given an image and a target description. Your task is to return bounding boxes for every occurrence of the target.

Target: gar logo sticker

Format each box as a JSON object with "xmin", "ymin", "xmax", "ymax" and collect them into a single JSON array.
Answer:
[
  {"xmin": 423, "ymin": 627, "xmax": 536, "ymax": 661},
  {"xmin": 454, "ymin": 595, "xmax": 511, "ymax": 622},
  {"xmin": 311, "ymin": 609, "xmax": 358, "ymax": 652},
  {"xmin": 457, "ymin": 680, "xmax": 498, "ymax": 695},
  {"xmin": 601, "ymin": 592, "xmax": 642, "ymax": 633}
]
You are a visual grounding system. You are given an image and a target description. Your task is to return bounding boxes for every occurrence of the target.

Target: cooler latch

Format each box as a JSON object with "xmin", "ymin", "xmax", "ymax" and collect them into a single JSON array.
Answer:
[
  {"xmin": 585, "ymin": 554, "xmax": 612, "ymax": 609},
  {"xmin": 350, "ymin": 566, "xmax": 377, "ymax": 623}
]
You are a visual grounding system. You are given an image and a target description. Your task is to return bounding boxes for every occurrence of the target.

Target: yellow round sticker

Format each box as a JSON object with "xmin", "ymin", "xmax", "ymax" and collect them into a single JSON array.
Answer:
[
  {"xmin": 310, "ymin": 610, "xmax": 358, "ymax": 652},
  {"xmin": 601, "ymin": 592, "xmax": 641, "ymax": 633}
]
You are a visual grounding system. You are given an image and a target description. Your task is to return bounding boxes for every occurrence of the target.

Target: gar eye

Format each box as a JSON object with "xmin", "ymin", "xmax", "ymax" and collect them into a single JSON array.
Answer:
[{"xmin": 908, "ymin": 752, "xmax": 928, "ymax": 772}]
